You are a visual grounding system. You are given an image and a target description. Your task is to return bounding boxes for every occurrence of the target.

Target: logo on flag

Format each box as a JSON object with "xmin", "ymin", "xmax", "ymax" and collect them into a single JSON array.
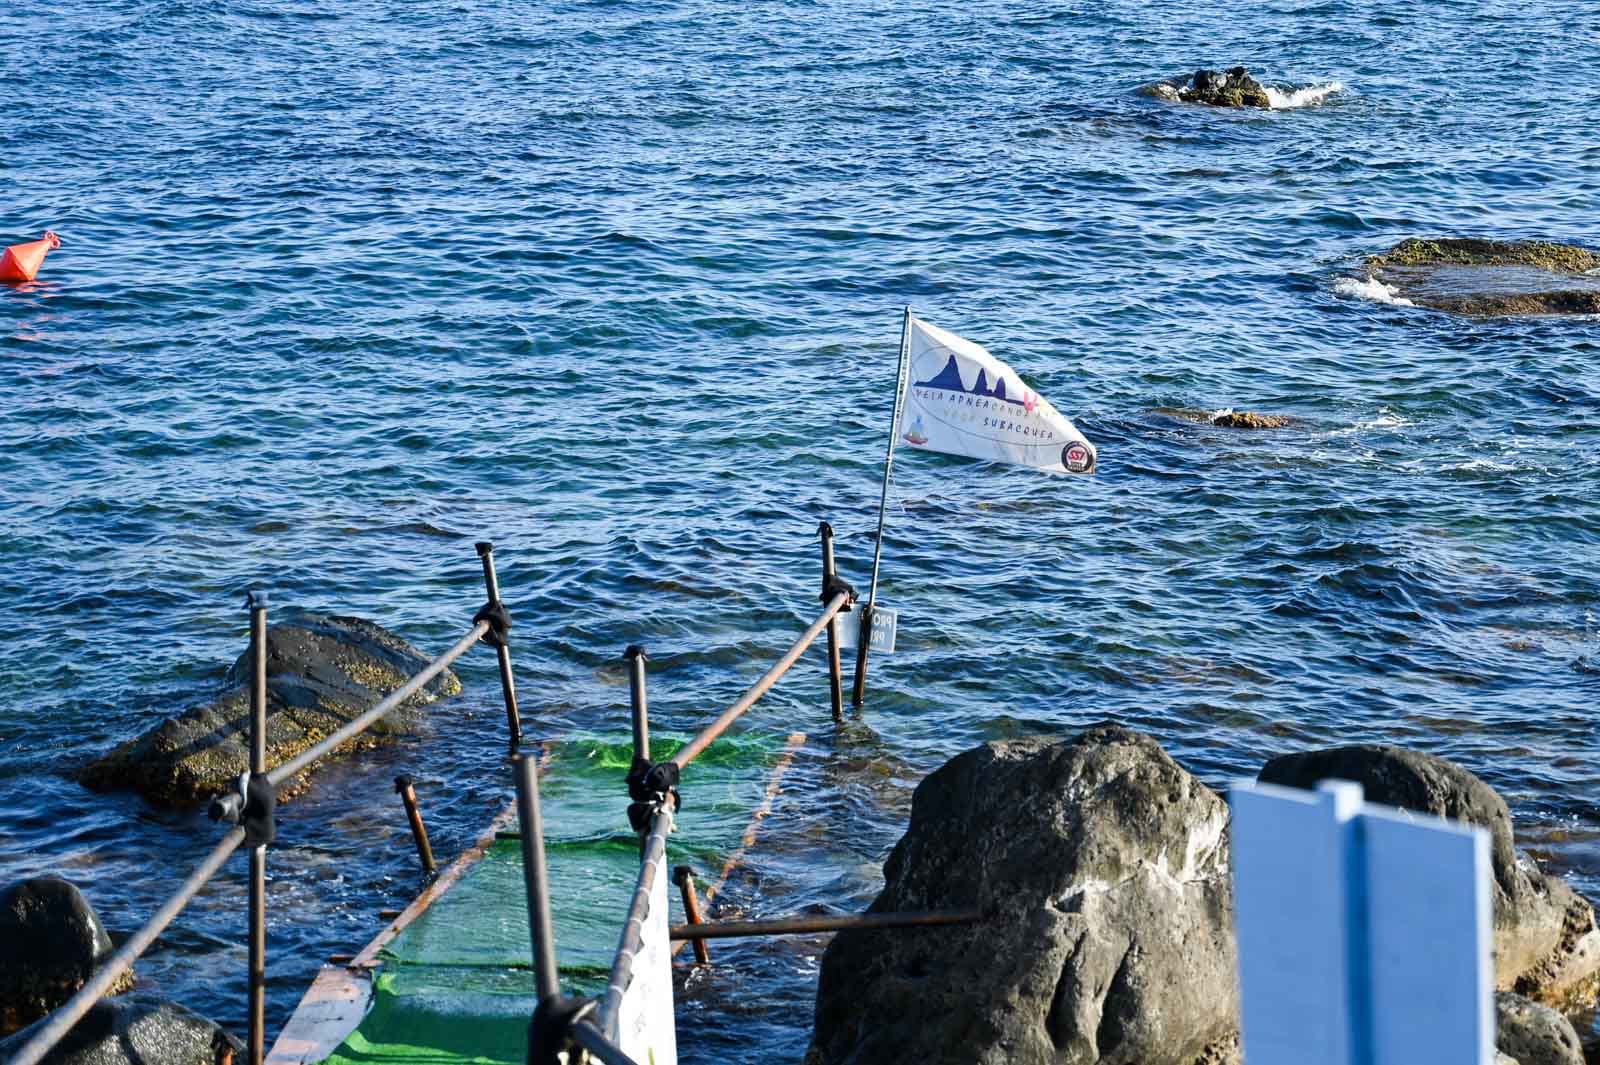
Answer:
[{"xmin": 895, "ymin": 315, "xmax": 1095, "ymax": 475}]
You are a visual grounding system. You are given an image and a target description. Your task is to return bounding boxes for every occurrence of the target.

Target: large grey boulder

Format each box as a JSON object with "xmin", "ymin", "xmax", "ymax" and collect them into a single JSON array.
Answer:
[
  {"xmin": 1259, "ymin": 746, "xmax": 1600, "ymax": 1010},
  {"xmin": 1495, "ymin": 991, "xmax": 1583, "ymax": 1065},
  {"xmin": 0, "ymin": 1000, "xmax": 239, "ymax": 1065},
  {"xmin": 807, "ymin": 724, "xmax": 1237, "ymax": 1065},
  {"xmin": 0, "ymin": 879, "xmax": 132, "ymax": 1037},
  {"xmin": 81, "ymin": 615, "xmax": 462, "ymax": 806}
]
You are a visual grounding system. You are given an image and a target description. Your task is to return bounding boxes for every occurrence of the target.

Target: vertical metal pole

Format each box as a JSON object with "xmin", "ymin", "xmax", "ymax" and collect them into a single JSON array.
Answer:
[
  {"xmin": 476, "ymin": 542, "xmax": 523, "ymax": 750},
  {"xmin": 625, "ymin": 645, "xmax": 649, "ymax": 764},
  {"xmin": 672, "ymin": 867, "xmax": 711, "ymax": 965},
  {"xmin": 853, "ymin": 306, "xmax": 913, "ymax": 708},
  {"xmin": 394, "ymin": 776, "xmax": 436, "ymax": 876},
  {"xmin": 246, "ymin": 591, "xmax": 268, "ymax": 1065},
  {"xmin": 818, "ymin": 522, "xmax": 844, "ymax": 723},
  {"xmin": 513, "ymin": 753, "xmax": 561, "ymax": 1002}
]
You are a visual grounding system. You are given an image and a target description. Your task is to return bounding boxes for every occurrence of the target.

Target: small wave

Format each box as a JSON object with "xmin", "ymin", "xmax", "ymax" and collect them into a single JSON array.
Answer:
[
  {"xmin": 1265, "ymin": 82, "xmax": 1344, "ymax": 109},
  {"xmin": 1334, "ymin": 276, "xmax": 1414, "ymax": 307}
]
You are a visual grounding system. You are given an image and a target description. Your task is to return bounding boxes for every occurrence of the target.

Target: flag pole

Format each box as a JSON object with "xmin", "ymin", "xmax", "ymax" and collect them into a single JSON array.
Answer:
[{"xmin": 851, "ymin": 305, "xmax": 913, "ymax": 708}]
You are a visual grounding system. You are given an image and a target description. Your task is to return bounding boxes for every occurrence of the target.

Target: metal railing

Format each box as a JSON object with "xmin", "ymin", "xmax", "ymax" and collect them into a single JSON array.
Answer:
[
  {"xmin": 8, "ymin": 542, "xmax": 525, "ymax": 1065},
  {"xmin": 14, "ymin": 524, "xmax": 935, "ymax": 1065},
  {"xmin": 501, "ymin": 522, "xmax": 986, "ymax": 1064}
]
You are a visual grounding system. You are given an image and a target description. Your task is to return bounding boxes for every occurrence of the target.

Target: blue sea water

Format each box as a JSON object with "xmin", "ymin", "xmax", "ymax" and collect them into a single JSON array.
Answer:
[{"xmin": 4, "ymin": 0, "xmax": 1600, "ymax": 1057}]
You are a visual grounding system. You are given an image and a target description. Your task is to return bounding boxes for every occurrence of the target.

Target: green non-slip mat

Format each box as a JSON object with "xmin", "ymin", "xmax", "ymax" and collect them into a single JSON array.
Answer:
[{"xmin": 321, "ymin": 733, "xmax": 788, "ymax": 1065}]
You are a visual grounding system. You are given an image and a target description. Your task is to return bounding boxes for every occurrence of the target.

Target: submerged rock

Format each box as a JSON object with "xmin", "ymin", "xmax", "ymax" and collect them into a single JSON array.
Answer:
[
  {"xmin": 1210, "ymin": 411, "xmax": 1290, "ymax": 429},
  {"xmin": 1495, "ymin": 992, "xmax": 1584, "ymax": 1065},
  {"xmin": 81, "ymin": 615, "xmax": 462, "ymax": 807},
  {"xmin": 1260, "ymin": 746, "xmax": 1600, "ymax": 1010},
  {"xmin": 0, "ymin": 879, "xmax": 132, "ymax": 1037},
  {"xmin": 1144, "ymin": 66, "xmax": 1271, "ymax": 108},
  {"xmin": 1360, "ymin": 238, "xmax": 1600, "ymax": 315},
  {"xmin": 0, "ymin": 999, "xmax": 239, "ymax": 1065},
  {"xmin": 807, "ymin": 724, "xmax": 1237, "ymax": 1065},
  {"xmin": 1155, "ymin": 408, "xmax": 1292, "ymax": 429}
]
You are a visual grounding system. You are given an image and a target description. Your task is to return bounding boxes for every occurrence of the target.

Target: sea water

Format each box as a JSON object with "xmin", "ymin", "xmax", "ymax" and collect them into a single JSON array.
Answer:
[{"xmin": 3, "ymin": 0, "xmax": 1600, "ymax": 1057}]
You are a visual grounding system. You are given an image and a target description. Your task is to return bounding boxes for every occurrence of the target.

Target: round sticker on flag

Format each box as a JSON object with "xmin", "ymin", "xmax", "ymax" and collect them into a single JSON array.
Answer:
[{"xmin": 1062, "ymin": 441, "xmax": 1094, "ymax": 473}]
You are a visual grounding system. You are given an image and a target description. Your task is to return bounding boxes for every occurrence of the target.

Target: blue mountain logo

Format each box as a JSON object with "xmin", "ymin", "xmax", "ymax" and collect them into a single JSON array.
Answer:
[{"xmin": 914, "ymin": 355, "xmax": 1028, "ymax": 408}]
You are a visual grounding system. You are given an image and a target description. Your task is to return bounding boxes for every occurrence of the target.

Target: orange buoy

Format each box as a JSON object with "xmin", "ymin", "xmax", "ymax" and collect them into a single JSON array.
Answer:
[{"xmin": 0, "ymin": 231, "xmax": 61, "ymax": 283}]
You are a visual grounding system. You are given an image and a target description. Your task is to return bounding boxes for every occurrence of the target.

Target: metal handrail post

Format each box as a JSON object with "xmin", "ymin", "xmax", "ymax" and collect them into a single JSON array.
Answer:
[
  {"xmin": 818, "ymin": 522, "xmax": 844, "ymax": 723},
  {"xmin": 513, "ymin": 753, "xmax": 561, "ymax": 1003},
  {"xmin": 476, "ymin": 542, "xmax": 523, "ymax": 750},
  {"xmin": 625, "ymin": 646, "xmax": 649, "ymax": 764},
  {"xmin": 247, "ymin": 591, "xmax": 268, "ymax": 1065}
]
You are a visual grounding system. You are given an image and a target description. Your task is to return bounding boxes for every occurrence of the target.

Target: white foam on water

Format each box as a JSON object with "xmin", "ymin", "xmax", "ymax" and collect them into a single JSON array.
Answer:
[
  {"xmin": 1265, "ymin": 81, "xmax": 1345, "ymax": 109},
  {"xmin": 1334, "ymin": 275, "xmax": 1415, "ymax": 307}
]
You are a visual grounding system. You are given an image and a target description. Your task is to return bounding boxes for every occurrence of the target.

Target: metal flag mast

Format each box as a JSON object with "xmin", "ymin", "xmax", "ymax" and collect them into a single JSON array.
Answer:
[{"xmin": 851, "ymin": 305, "xmax": 913, "ymax": 707}]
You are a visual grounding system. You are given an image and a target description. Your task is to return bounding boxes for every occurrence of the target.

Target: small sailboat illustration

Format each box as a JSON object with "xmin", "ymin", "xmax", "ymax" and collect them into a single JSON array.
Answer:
[{"xmin": 903, "ymin": 414, "xmax": 928, "ymax": 446}]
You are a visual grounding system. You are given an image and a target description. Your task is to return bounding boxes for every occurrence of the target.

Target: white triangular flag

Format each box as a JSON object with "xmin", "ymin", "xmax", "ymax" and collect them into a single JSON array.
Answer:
[{"xmin": 896, "ymin": 315, "xmax": 1095, "ymax": 474}]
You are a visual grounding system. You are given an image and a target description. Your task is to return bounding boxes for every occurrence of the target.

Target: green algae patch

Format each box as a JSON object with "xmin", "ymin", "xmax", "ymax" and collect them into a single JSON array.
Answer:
[
  {"xmin": 1360, "ymin": 238, "xmax": 1600, "ymax": 316},
  {"xmin": 1369, "ymin": 238, "xmax": 1600, "ymax": 274}
]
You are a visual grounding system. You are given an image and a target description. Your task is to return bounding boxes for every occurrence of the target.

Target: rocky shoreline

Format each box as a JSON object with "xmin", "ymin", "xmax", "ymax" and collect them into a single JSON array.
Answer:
[{"xmin": 807, "ymin": 726, "xmax": 1600, "ymax": 1065}]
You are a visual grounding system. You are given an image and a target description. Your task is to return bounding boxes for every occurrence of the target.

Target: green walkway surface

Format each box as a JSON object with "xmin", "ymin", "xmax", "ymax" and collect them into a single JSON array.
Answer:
[{"xmin": 321, "ymin": 734, "xmax": 786, "ymax": 1065}]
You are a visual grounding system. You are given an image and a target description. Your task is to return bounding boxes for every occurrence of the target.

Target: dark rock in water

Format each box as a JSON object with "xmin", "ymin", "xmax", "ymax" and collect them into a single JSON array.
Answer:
[
  {"xmin": 1154, "ymin": 408, "xmax": 1291, "ymax": 429},
  {"xmin": 1361, "ymin": 238, "xmax": 1600, "ymax": 315},
  {"xmin": 807, "ymin": 724, "xmax": 1237, "ymax": 1065},
  {"xmin": 81, "ymin": 615, "xmax": 462, "ymax": 807},
  {"xmin": 1495, "ymin": 992, "xmax": 1584, "ymax": 1065},
  {"xmin": 1259, "ymin": 746, "xmax": 1600, "ymax": 1010},
  {"xmin": 1211, "ymin": 411, "xmax": 1290, "ymax": 429},
  {"xmin": 0, "ymin": 879, "xmax": 132, "ymax": 1037},
  {"xmin": 1147, "ymin": 65, "xmax": 1271, "ymax": 108},
  {"xmin": 0, "ymin": 999, "xmax": 239, "ymax": 1065}
]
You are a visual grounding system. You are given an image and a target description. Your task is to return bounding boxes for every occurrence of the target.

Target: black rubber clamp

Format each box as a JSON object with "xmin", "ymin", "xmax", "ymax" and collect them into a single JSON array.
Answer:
[
  {"xmin": 242, "ymin": 772, "xmax": 276, "ymax": 847},
  {"xmin": 822, "ymin": 573, "xmax": 858, "ymax": 608},
  {"xmin": 474, "ymin": 599, "xmax": 513, "ymax": 648},
  {"xmin": 527, "ymin": 994, "xmax": 596, "ymax": 1065},
  {"xmin": 625, "ymin": 759, "xmax": 680, "ymax": 833}
]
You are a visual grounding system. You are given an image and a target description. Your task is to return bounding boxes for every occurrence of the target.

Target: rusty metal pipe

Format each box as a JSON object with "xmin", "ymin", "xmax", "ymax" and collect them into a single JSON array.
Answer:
[
  {"xmin": 669, "ymin": 908, "xmax": 983, "ymax": 941},
  {"xmin": 672, "ymin": 866, "xmax": 711, "ymax": 965},
  {"xmin": 394, "ymin": 775, "xmax": 436, "ymax": 875},
  {"xmin": 671, "ymin": 590, "xmax": 850, "ymax": 770}
]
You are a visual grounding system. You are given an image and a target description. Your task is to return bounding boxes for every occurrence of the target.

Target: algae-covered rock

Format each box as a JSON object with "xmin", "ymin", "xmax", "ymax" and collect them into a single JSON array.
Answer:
[
  {"xmin": 1369, "ymin": 239, "xmax": 1600, "ymax": 274},
  {"xmin": 1211, "ymin": 411, "xmax": 1291, "ymax": 429},
  {"xmin": 80, "ymin": 615, "xmax": 462, "ymax": 807},
  {"xmin": 1260, "ymin": 746, "xmax": 1600, "ymax": 1010},
  {"xmin": 0, "ymin": 879, "xmax": 133, "ymax": 1037},
  {"xmin": 1155, "ymin": 408, "xmax": 1292, "ymax": 429},
  {"xmin": 1360, "ymin": 238, "xmax": 1600, "ymax": 316},
  {"xmin": 1145, "ymin": 66, "xmax": 1271, "ymax": 108}
]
